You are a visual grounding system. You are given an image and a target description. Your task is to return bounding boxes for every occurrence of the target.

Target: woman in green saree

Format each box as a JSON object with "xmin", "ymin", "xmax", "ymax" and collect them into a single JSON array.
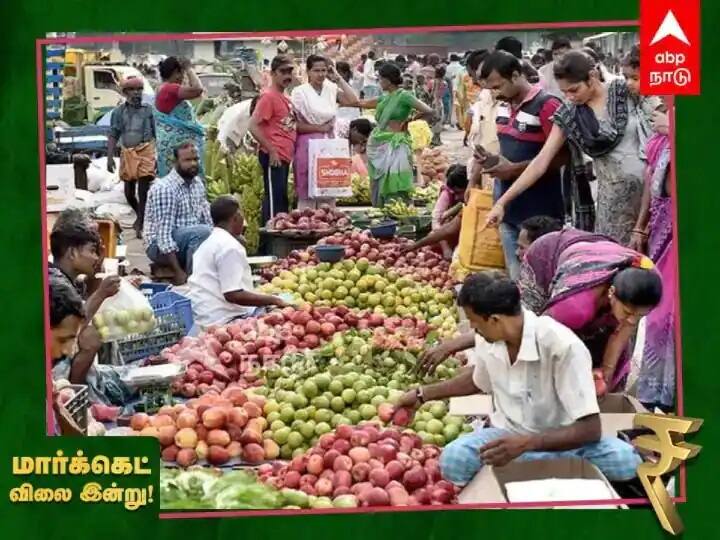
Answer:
[{"xmin": 361, "ymin": 62, "xmax": 435, "ymax": 206}]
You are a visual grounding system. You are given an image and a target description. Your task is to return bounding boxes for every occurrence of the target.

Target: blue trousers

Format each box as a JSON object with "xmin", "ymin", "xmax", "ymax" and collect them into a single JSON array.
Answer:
[
  {"xmin": 499, "ymin": 222, "xmax": 521, "ymax": 280},
  {"xmin": 440, "ymin": 427, "xmax": 642, "ymax": 487},
  {"xmin": 147, "ymin": 224, "xmax": 211, "ymax": 274}
]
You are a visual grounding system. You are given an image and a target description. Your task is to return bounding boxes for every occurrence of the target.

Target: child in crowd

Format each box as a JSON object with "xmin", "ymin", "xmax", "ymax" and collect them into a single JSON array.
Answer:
[
  {"xmin": 432, "ymin": 164, "xmax": 468, "ymax": 258},
  {"xmin": 349, "ymin": 118, "xmax": 373, "ymax": 177}
]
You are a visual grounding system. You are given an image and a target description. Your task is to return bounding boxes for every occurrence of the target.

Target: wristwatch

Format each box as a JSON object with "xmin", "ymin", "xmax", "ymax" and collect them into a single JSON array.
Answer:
[{"xmin": 416, "ymin": 387, "xmax": 426, "ymax": 404}]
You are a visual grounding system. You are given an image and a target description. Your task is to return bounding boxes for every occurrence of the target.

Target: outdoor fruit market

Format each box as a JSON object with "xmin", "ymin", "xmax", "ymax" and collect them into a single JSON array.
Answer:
[{"xmin": 46, "ymin": 29, "xmax": 675, "ymax": 514}]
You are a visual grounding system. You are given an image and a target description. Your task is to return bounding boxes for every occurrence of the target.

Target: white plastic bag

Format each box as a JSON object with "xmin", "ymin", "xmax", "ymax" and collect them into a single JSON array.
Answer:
[
  {"xmin": 308, "ymin": 138, "xmax": 352, "ymax": 198},
  {"xmin": 93, "ymin": 279, "xmax": 156, "ymax": 342}
]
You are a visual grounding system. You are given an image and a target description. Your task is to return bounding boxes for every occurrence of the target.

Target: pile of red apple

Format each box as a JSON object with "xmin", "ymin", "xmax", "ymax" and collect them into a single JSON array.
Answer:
[
  {"xmin": 166, "ymin": 305, "xmax": 363, "ymax": 397},
  {"xmin": 267, "ymin": 206, "xmax": 351, "ymax": 233},
  {"xmin": 258, "ymin": 424, "xmax": 458, "ymax": 507},
  {"xmin": 132, "ymin": 388, "xmax": 278, "ymax": 467}
]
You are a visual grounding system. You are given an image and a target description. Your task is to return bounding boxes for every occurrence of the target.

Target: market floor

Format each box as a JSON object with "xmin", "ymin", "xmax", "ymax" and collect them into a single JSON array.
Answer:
[{"xmin": 122, "ymin": 126, "xmax": 472, "ymax": 277}]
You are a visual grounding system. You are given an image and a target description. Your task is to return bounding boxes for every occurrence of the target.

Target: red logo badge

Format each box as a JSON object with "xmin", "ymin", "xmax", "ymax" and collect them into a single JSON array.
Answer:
[{"xmin": 640, "ymin": 0, "xmax": 700, "ymax": 95}]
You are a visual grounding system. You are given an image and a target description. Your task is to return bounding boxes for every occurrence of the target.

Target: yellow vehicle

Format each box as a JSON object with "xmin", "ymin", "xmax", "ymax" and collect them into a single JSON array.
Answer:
[{"xmin": 60, "ymin": 48, "xmax": 154, "ymax": 122}]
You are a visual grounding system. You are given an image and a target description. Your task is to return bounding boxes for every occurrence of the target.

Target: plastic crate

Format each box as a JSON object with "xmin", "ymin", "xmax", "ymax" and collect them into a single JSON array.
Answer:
[
  {"xmin": 151, "ymin": 291, "xmax": 193, "ymax": 335},
  {"xmin": 116, "ymin": 322, "xmax": 184, "ymax": 365},
  {"xmin": 65, "ymin": 384, "xmax": 89, "ymax": 434},
  {"xmin": 139, "ymin": 282, "xmax": 171, "ymax": 299}
]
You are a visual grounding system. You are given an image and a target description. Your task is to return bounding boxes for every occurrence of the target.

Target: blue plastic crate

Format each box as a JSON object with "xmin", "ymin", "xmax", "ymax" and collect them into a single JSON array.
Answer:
[
  {"xmin": 140, "ymin": 282, "xmax": 171, "ymax": 298},
  {"xmin": 150, "ymin": 291, "xmax": 194, "ymax": 336}
]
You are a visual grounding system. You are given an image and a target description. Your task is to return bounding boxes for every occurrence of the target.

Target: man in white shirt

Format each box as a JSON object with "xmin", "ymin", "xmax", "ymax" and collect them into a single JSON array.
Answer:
[
  {"xmin": 362, "ymin": 51, "xmax": 380, "ymax": 98},
  {"xmin": 186, "ymin": 195, "xmax": 289, "ymax": 328},
  {"xmin": 398, "ymin": 271, "xmax": 641, "ymax": 487}
]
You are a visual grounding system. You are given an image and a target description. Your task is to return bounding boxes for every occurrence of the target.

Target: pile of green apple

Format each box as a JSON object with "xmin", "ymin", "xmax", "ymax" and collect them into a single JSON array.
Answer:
[
  {"xmin": 260, "ymin": 259, "xmax": 456, "ymax": 329},
  {"xmin": 93, "ymin": 307, "xmax": 157, "ymax": 341},
  {"xmin": 267, "ymin": 331, "xmax": 462, "ymax": 393},
  {"xmin": 256, "ymin": 371, "xmax": 404, "ymax": 460},
  {"xmin": 409, "ymin": 400, "xmax": 472, "ymax": 446}
]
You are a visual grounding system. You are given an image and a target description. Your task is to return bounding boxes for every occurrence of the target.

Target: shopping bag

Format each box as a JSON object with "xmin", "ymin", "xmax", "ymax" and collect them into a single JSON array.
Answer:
[
  {"xmin": 457, "ymin": 188, "xmax": 505, "ymax": 274},
  {"xmin": 92, "ymin": 279, "xmax": 157, "ymax": 342},
  {"xmin": 308, "ymin": 138, "xmax": 352, "ymax": 198}
]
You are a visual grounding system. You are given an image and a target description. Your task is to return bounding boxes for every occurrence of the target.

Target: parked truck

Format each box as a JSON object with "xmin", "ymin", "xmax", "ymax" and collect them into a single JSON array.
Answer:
[
  {"xmin": 45, "ymin": 47, "xmax": 154, "ymax": 159},
  {"xmin": 61, "ymin": 48, "xmax": 154, "ymax": 124}
]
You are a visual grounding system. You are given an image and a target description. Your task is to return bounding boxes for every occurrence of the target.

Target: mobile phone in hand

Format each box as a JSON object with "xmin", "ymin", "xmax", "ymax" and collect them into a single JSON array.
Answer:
[{"xmin": 474, "ymin": 144, "xmax": 500, "ymax": 168}]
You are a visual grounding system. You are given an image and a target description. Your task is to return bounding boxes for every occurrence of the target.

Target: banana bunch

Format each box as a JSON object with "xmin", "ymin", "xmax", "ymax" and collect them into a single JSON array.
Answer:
[
  {"xmin": 338, "ymin": 174, "xmax": 371, "ymax": 206},
  {"xmin": 206, "ymin": 178, "xmax": 227, "ymax": 202},
  {"xmin": 413, "ymin": 182, "xmax": 441, "ymax": 205},
  {"xmin": 204, "ymin": 138, "xmax": 222, "ymax": 183},
  {"xmin": 236, "ymin": 154, "xmax": 264, "ymax": 255},
  {"xmin": 384, "ymin": 199, "xmax": 418, "ymax": 219}
]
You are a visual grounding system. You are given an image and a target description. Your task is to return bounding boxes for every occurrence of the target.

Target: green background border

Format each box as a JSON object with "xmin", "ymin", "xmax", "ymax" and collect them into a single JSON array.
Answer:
[{"xmin": 1, "ymin": 1, "xmax": 717, "ymax": 537}]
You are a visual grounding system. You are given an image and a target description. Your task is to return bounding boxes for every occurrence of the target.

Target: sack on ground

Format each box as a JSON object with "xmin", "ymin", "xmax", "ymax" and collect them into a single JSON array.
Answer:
[
  {"xmin": 308, "ymin": 138, "xmax": 352, "ymax": 198},
  {"xmin": 457, "ymin": 188, "xmax": 505, "ymax": 273},
  {"xmin": 93, "ymin": 279, "xmax": 156, "ymax": 342}
]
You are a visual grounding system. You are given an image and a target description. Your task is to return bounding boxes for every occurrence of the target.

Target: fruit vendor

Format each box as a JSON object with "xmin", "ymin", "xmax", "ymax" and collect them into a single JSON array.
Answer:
[
  {"xmin": 144, "ymin": 141, "xmax": 212, "ymax": 285},
  {"xmin": 187, "ymin": 195, "xmax": 290, "ymax": 328},
  {"xmin": 248, "ymin": 54, "xmax": 298, "ymax": 225},
  {"xmin": 397, "ymin": 271, "xmax": 643, "ymax": 487},
  {"xmin": 46, "ymin": 259, "xmax": 133, "ymax": 407},
  {"xmin": 49, "ymin": 211, "xmax": 121, "ymax": 386},
  {"xmin": 106, "ymin": 76, "xmax": 157, "ymax": 238},
  {"xmin": 48, "ymin": 275, "xmax": 86, "ymax": 436}
]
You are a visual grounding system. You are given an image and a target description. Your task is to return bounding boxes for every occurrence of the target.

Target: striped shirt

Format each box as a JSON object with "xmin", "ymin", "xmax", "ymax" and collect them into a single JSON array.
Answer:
[
  {"xmin": 144, "ymin": 169, "xmax": 212, "ymax": 254},
  {"xmin": 494, "ymin": 85, "xmax": 565, "ymax": 226}
]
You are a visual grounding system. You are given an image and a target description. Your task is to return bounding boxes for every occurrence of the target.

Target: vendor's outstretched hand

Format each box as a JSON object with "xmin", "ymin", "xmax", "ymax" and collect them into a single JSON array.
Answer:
[
  {"xmin": 273, "ymin": 297, "xmax": 291, "ymax": 308},
  {"xmin": 396, "ymin": 389, "xmax": 421, "ymax": 410},
  {"xmin": 414, "ymin": 343, "xmax": 451, "ymax": 376}
]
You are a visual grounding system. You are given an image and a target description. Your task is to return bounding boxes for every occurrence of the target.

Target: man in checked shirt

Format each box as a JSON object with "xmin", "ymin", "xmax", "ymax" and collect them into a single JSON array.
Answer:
[{"xmin": 144, "ymin": 141, "xmax": 212, "ymax": 285}]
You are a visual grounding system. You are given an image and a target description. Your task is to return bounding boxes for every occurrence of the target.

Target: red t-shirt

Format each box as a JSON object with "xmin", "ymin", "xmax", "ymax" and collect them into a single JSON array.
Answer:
[
  {"xmin": 253, "ymin": 88, "xmax": 297, "ymax": 163},
  {"xmin": 155, "ymin": 83, "xmax": 183, "ymax": 114}
]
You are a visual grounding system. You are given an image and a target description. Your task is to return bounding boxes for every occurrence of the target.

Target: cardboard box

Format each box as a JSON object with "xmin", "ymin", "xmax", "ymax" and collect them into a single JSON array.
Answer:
[
  {"xmin": 449, "ymin": 394, "xmax": 493, "ymax": 416},
  {"xmin": 46, "ymin": 164, "xmax": 77, "ymax": 212},
  {"xmin": 458, "ymin": 458, "xmax": 622, "ymax": 508},
  {"xmin": 599, "ymin": 393, "xmax": 648, "ymax": 437}
]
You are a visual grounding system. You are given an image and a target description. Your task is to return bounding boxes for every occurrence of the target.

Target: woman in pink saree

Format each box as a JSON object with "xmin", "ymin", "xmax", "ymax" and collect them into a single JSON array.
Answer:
[
  {"xmin": 518, "ymin": 229, "xmax": 663, "ymax": 395},
  {"xmin": 629, "ymin": 106, "xmax": 675, "ymax": 410}
]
